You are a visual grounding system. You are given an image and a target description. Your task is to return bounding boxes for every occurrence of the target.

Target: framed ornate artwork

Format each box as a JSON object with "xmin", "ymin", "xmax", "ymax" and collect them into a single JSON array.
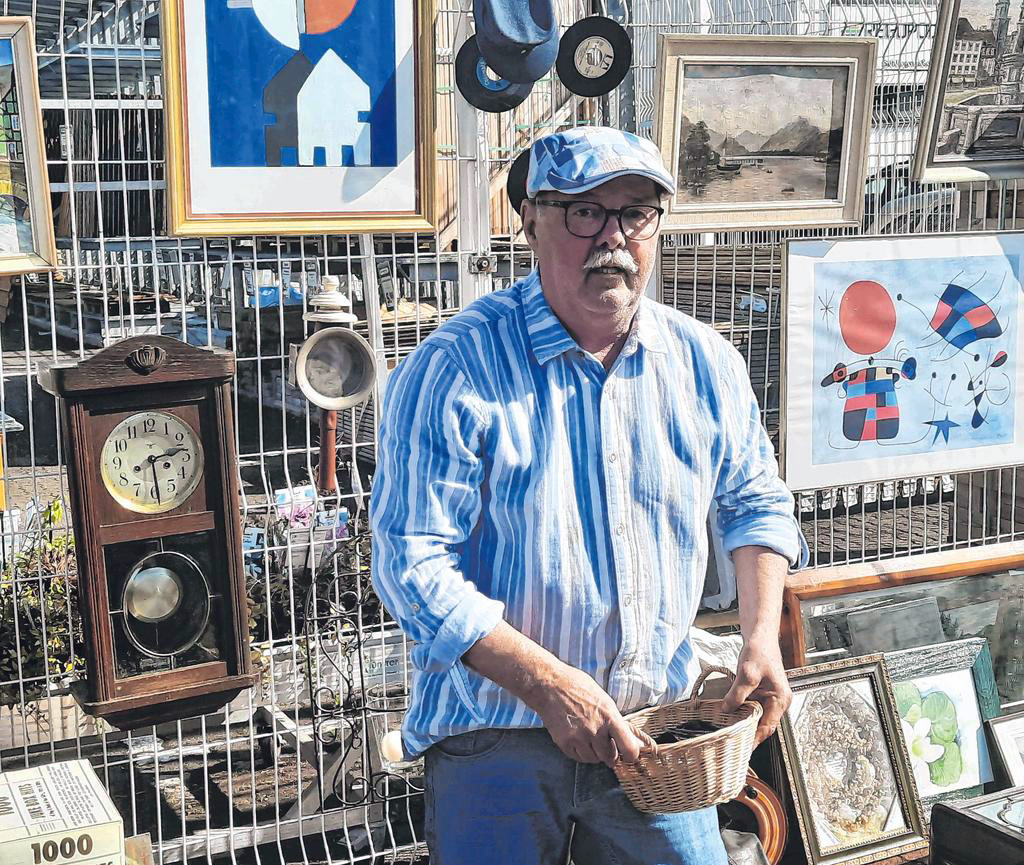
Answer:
[
  {"xmin": 653, "ymin": 35, "xmax": 875, "ymax": 232},
  {"xmin": 989, "ymin": 710, "xmax": 1024, "ymax": 785},
  {"xmin": 779, "ymin": 656, "xmax": 927, "ymax": 865},
  {"xmin": 161, "ymin": 0, "xmax": 436, "ymax": 235},
  {"xmin": 784, "ymin": 233, "xmax": 1024, "ymax": 490},
  {"xmin": 914, "ymin": 0, "xmax": 1024, "ymax": 182},
  {"xmin": 780, "ymin": 543, "xmax": 1024, "ymax": 708},
  {"xmin": 885, "ymin": 639, "xmax": 999, "ymax": 817},
  {"xmin": 0, "ymin": 18, "xmax": 56, "ymax": 273}
]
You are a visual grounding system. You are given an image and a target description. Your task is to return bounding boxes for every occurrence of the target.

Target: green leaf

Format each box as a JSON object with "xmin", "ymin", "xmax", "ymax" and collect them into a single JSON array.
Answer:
[
  {"xmin": 929, "ymin": 741, "xmax": 963, "ymax": 787},
  {"xmin": 895, "ymin": 682, "xmax": 922, "ymax": 717},
  {"xmin": 922, "ymin": 691, "xmax": 959, "ymax": 743}
]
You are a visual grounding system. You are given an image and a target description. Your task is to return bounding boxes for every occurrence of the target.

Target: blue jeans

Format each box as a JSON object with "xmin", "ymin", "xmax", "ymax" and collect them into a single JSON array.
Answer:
[{"xmin": 424, "ymin": 727, "xmax": 730, "ymax": 865}]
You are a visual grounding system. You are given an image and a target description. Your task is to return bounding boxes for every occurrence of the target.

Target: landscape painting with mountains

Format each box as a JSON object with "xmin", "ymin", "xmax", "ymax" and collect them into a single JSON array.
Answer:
[{"xmin": 676, "ymin": 63, "xmax": 850, "ymax": 206}]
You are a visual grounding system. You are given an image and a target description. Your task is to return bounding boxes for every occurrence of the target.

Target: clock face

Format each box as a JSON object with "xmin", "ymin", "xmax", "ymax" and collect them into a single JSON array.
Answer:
[{"xmin": 100, "ymin": 410, "xmax": 204, "ymax": 514}]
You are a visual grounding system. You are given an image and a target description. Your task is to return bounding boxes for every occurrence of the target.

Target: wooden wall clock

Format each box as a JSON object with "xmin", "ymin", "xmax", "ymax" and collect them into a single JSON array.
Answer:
[{"xmin": 40, "ymin": 335, "xmax": 254, "ymax": 728}]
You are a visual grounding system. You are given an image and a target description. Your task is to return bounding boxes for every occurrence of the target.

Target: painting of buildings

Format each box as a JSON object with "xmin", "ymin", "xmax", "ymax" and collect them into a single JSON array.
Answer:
[{"xmin": 933, "ymin": 0, "xmax": 1024, "ymax": 161}]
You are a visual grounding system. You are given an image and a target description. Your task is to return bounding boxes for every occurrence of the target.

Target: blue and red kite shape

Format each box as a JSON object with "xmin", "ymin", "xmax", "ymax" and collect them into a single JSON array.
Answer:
[{"xmin": 929, "ymin": 282, "xmax": 1003, "ymax": 351}]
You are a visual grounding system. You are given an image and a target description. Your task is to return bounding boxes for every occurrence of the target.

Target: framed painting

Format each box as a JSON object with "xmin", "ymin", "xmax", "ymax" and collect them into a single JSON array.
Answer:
[
  {"xmin": 653, "ymin": 35, "xmax": 875, "ymax": 233},
  {"xmin": 780, "ymin": 655, "xmax": 927, "ymax": 865},
  {"xmin": 914, "ymin": 0, "xmax": 1024, "ymax": 182},
  {"xmin": 780, "ymin": 543, "xmax": 1024, "ymax": 708},
  {"xmin": 885, "ymin": 639, "xmax": 998, "ymax": 817},
  {"xmin": 0, "ymin": 19, "xmax": 55, "ymax": 273},
  {"xmin": 989, "ymin": 710, "xmax": 1024, "ymax": 785},
  {"xmin": 784, "ymin": 233, "xmax": 1024, "ymax": 490},
  {"xmin": 162, "ymin": 0, "xmax": 436, "ymax": 235}
]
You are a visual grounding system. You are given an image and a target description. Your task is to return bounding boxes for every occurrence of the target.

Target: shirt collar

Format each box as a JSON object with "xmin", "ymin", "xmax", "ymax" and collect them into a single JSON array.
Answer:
[{"xmin": 520, "ymin": 269, "xmax": 668, "ymax": 365}]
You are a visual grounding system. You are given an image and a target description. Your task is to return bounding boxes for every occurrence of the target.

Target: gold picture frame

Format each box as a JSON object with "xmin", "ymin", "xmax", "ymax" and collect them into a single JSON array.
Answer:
[
  {"xmin": 0, "ymin": 18, "xmax": 56, "ymax": 274},
  {"xmin": 161, "ymin": 0, "xmax": 436, "ymax": 236},
  {"xmin": 653, "ymin": 35, "xmax": 875, "ymax": 233},
  {"xmin": 779, "ymin": 655, "xmax": 928, "ymax": 865}
]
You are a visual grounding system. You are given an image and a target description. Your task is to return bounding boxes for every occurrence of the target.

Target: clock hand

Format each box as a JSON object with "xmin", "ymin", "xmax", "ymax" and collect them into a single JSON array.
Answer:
[
  {"xmin": 154, "ymin": 446, "xmax": 186, "ymax": 461},
  {"xmin": 147, "ymin": 455, "xmax": 162, "ymax": 504}
]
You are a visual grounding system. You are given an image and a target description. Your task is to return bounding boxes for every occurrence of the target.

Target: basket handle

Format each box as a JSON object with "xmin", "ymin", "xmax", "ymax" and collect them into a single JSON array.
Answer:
[{"xmin": 686, "ymin": 664, "xmax": 736, "ymax": 703}]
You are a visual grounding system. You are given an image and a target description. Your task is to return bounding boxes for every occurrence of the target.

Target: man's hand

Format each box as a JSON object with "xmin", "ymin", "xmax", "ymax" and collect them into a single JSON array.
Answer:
[
  {"xmin": 463, "ymin": 621, "xmax": 647, "ymax": 768},
  {"xmin": 722, "ymin": 640, "xmax": 792, "ymax": 744},
  {"xmin": 530, "ymin": 663, "xmax": 648, "ymax": 767}
]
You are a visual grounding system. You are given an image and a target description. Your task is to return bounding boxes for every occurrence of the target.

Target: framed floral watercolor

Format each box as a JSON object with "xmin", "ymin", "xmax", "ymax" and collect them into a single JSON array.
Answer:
[
  {"xmin": 780, "ymin": 655, "xmax": 927, "ymax": 865},
  {"xmin": 885, "ymin": 639, "xmax": 999, "ymax": 817}
]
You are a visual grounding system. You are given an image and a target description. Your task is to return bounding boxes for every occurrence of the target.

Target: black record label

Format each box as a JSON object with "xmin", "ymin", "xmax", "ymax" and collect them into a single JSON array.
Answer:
[
  {"xmin": 506, "ymin": 146, "xmax": 530, "ymax": 215},
  {"xmin": 556, "ymin": 17, "xmax": 632, "ymax": 98},
  {"xmin": 456, "ymin": 35, "xmax": 533, "ymax": 113}
]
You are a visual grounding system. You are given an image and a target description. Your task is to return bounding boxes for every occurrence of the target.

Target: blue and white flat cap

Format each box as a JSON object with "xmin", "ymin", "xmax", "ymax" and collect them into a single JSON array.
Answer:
[{"xmin": 526, "ymin": 126, "xmax": 676, "ymax": 199}]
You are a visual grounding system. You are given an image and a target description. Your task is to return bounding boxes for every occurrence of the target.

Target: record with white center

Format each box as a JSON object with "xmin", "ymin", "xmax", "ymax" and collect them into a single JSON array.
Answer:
[{"xmin": 555, "ymin": 16, "xmax": 631, "ymax": 98}]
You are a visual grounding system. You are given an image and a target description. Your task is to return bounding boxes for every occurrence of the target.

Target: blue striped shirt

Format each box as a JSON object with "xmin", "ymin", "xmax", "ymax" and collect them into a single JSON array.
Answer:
[{"xmin": 370, "ymin": 270, "xmax": 807, "ymax": 758}]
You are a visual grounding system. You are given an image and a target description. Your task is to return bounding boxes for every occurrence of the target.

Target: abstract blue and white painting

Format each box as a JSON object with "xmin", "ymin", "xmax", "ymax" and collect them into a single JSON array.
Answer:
[
  {"xmin": 785, "ymin": 234, "xmax": 1024, "ymax": 489},
  {"xmin": 205, "ymin": 0, "xmax": 396, "ymax": 169},
  {"xmin": 171, "ymin": 0, "xmax": 425, "ymax": 230}
]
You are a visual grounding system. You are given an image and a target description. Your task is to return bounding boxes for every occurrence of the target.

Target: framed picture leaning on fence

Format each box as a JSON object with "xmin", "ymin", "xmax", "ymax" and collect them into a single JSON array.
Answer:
[{"xmin": 161, "ymin": 0, "xmax": 436, "ymax": 235}]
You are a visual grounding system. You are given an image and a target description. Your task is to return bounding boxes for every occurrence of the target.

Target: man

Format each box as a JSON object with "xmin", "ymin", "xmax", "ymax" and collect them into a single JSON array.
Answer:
[{"xmin": 370, "ymin": 126, "xmax": 807, "ymax": 865}]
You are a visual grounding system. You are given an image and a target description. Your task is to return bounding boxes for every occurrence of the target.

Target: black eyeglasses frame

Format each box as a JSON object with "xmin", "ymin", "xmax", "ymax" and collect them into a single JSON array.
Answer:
[{"xmin": 531, "ymin": 199, "xmax": 665, "ymax": 240}]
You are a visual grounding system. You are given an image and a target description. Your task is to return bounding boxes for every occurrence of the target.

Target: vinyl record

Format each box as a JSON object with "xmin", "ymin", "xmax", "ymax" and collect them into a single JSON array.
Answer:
[
  {"xmin": 555, "ymin": 16, "xmax": 631, "ymax": 98},
  {"xmin": 506, "ymin": 146, "xmax": 531, "ymax": 215},
  {"xmin": 456, "ymin": 35, "xmax": 533, "ymax": 113}
]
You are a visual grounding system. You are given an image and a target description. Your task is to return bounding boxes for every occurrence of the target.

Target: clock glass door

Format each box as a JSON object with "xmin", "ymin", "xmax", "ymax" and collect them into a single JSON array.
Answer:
[{"xmin": 104, "ymin": 531, "xmax": 229, "ymax": 678}]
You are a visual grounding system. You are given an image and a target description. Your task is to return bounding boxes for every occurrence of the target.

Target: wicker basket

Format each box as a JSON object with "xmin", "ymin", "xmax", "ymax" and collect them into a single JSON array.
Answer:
[{"xmin": 613, "ymin": 665, "xmax": 762, "ymax": 813}]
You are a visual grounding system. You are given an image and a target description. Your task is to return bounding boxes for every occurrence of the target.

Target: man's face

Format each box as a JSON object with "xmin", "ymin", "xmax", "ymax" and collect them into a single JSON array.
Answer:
[{"xmin": 521, "ymin": 175, "xmax": 662, "ymax": 327}]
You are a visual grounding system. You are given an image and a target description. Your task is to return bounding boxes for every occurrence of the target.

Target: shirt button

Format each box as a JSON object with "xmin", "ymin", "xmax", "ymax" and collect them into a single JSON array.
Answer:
[
  {"xmin": 623, "ymin": 594, "xmax": 633, "ymax": 607},
  {"xmin": 410, "ymin": 603, "xmax": 421, "ymax": 613},
  {"xmin": 609, "ymin": 453, "xmax": 617, "ymax": 463},
  {"xmin": 616, "ymin": 524, "xmax": 625, "ymax": 536}
]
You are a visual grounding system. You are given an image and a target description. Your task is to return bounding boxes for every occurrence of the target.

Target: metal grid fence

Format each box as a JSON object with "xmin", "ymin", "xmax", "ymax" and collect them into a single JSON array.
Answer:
[{"xmin": 0, "ymin": 0, "xmax": 1021, "ymax": 862}]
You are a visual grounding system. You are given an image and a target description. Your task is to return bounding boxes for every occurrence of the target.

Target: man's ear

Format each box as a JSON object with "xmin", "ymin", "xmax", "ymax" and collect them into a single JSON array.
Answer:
[{"xmin": 521, "ymin": 201, "xmax": 539, "ymax": 251}]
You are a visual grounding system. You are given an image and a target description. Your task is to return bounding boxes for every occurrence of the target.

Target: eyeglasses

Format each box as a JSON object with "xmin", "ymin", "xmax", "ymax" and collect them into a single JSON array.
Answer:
[{"xmin": 533, "ymin": 199, "xmax": 664, "ymax": 241}]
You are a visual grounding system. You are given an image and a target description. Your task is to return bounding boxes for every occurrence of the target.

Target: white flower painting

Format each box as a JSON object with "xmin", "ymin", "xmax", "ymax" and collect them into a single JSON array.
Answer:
[{"xmin": 894, "ymin": 668, "xmax": 993, "ymax": 797}]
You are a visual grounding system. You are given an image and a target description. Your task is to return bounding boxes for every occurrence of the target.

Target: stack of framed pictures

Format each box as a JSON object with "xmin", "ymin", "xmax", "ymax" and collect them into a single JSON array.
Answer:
[
  {"xmin": 780, "ymin": 543, "xmax": 1024, "ymax": 706},
  {"xmin": 776, "ymin": 541, "xmax": 1024, "ymax": 859}
]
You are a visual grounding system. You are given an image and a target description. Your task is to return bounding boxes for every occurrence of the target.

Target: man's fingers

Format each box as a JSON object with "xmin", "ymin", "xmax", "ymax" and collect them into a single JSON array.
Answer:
[
  {"xmin": 608, "ymin": 718, "xmax": 645, "ymax": 764},
  {"xmin": 566, "ymin": 737, "xmax": 602, "ymax": 764},
  {"xmin": 594, "ymin": 732, "xmax": 619, "ymax": 767},
  {"xmin": 722, "ymin": 677, "xmax": 755, "ymax": 711}
]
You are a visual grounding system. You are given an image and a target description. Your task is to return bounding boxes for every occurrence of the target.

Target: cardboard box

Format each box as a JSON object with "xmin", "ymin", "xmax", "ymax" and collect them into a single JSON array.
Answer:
[{"xmin": 0, "ymin": 760, "xmax": 124, "ymax": 865}]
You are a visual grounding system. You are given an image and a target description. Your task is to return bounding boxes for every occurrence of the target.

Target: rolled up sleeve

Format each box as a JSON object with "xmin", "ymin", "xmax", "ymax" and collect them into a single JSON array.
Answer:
[
  {"xmin": 370, "ymin": 345, "xmax": 505, "ymax": 673},
  {"xmin": 713, "ymin": 344, "xmax": 809, "ymax": 569}
]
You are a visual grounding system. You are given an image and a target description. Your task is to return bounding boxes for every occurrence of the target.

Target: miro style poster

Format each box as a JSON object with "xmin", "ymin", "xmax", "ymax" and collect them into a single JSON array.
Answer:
[
  {"xmin": 164, "ymin": 0, "xmax": 433, "ymax": 234},
  {"xmin": 784, "ymin": 234, "xmax": 1024, "ymax": 489}
]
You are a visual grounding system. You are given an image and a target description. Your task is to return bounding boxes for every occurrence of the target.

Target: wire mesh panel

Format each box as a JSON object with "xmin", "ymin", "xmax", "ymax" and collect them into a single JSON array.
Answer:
[{"xmin": 0, "ymin": 0, "xmax": 1021, "ymax": 863}]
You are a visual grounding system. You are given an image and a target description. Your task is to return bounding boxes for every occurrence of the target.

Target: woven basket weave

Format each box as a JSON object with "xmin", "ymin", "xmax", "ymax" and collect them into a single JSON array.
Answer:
[{"xmin": 613, "ymin": 665, "xmax": 762, "ymax": 814}]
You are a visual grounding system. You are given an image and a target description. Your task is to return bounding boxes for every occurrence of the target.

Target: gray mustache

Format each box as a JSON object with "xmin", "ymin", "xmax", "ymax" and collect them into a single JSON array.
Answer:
[{"xmin": 583, "ymin": 249, "xmax": 639, "ymax": 275}]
